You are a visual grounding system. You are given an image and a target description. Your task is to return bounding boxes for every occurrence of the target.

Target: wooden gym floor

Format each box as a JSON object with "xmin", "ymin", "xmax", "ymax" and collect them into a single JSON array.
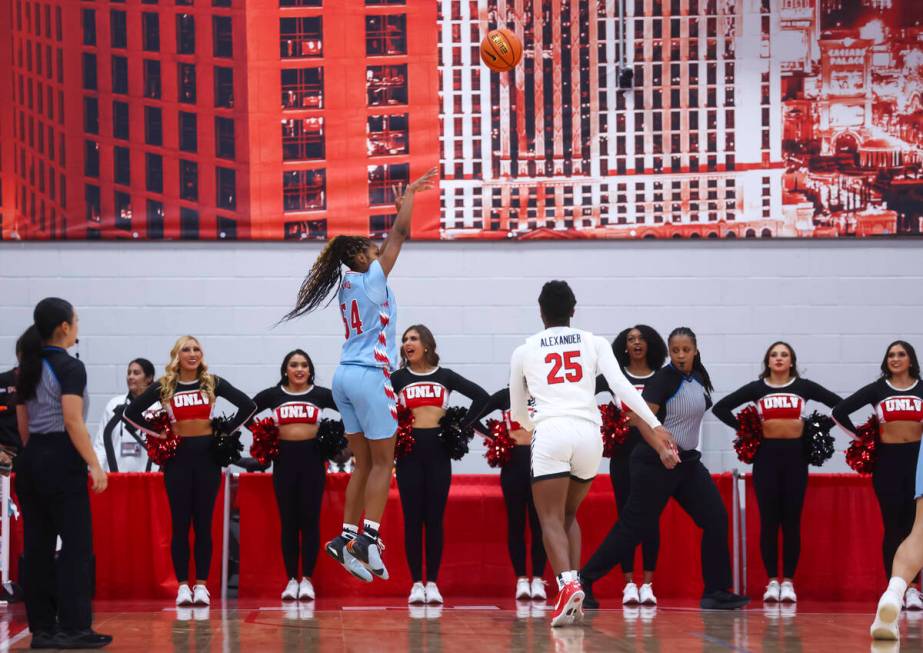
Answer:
[{"xmin": 0, "ymin": 598, "xmax": 912, "ymax": 652}]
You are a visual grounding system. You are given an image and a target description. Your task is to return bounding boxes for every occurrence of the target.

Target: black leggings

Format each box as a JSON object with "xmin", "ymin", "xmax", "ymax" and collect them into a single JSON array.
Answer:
[
  {"xmin": 752, "ymin": 439, "xmax": 808, "ymax": 579},
  {"xmin": 609, "ymin": 433, "xmax": 659, "ymax": 574},
  {"xmin": 500, "ymin": 445, "xmax": 546, "ymax": 578},
  {"xmin": 396, "ymin": 428, "xmax": 452, "ymax": 583},
  {"xmin": 873, "ymin": 441, "xmax": 920, "ymax": 579},
  {"xmin": 163, "ymin": 436, "xmax": 221, "ymax": 583},
  {"xmin": 273, "ymin": 439, "xmax": 326, "ymax": 579},
  {"xmin": 16, "ymin": 432, "xmax": 94, "ymax": 634},
  {"xmin": 583, "ymin": 445, "xmax": 732, "ymax": 594}
]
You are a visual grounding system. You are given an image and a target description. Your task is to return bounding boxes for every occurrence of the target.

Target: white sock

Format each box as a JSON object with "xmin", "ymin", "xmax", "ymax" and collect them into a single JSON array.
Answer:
[
  {"xmin": 342, "ymin": 523, "xmax": 359, "ymax": 541},
  {"xmin": 556, "ymin": 570, "xmax": 579, "ymax": 589},
  {"xmin": 363, "ymin": 519, "xmax": 381, "ymax": 541},
  {"xmin": 888, "ymin": 577, "xmax": 909, "ymax": 598}
]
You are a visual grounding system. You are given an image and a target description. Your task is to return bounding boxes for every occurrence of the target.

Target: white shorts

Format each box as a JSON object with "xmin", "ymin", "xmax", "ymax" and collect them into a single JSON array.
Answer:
[{"xmin": 531, "ymin": 416, "xmax": 603, "ymax": 483}]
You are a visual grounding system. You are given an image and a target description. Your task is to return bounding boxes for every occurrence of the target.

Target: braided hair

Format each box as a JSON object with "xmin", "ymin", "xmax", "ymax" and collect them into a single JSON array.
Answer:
[
  {"xmin": 668, "ymin": 326, "xmax": 714, "ymax": 393},
  {"xmin": 282, "ymin": 235, "xmax": 373, "ymax": 322}
]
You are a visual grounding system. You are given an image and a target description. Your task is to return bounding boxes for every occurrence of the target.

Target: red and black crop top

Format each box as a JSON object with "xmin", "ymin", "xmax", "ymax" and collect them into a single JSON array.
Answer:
[
  {"xmin": 713, "ymin": 377, "xmax": 841, "ymax": 430},
  {"xmin": 390, "ymin": 366, "xmax": 488, "ymax": 425},
  {"xmin": 833, "ymin": 378, "xmax": 923, "ymax": 435},
  {"xmin": 123, "ymin": 376, "xmax": 256, "ymax": 437},
  {"xmin": 252, "ymin": 385, "xmax": 337, "ymax": 426}
]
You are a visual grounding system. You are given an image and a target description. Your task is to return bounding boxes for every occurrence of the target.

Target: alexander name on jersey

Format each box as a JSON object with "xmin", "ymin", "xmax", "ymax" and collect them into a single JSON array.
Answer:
[{"xmin": 540, "ymin": 333, "xmax": 583, "ymax": 348}]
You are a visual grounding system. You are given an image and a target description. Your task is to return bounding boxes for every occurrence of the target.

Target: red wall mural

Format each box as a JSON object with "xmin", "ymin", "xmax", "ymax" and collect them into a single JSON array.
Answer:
[{"xmin": 1, "ymin": 0, "xmax": 920, "ymax": 241}]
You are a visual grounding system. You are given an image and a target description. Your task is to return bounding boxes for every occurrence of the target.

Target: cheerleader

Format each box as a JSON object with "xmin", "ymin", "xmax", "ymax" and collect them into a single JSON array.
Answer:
[
  {"xmin": 282, "ymin": 168, "xmax": 436, "ymax": 584},
  {"xmin": 581, "ymin": 328, "xmax": 749, "ymax": 611},
  {"xmin": 834, "ymin": 341, "xmax": 923, "ymax": 612},
  {"xmin": 15, "ymin": 299, "xmax": 111, "ymax": 649},
  {"xmin": 123, "ymin": 336, "xmax": 256, "ymax": 607},
  {"xmin": 390, "ymin": 325, "xmax": 488, "ymax": 604},
  {"xmin": 607, "ymin": 325, "xmax": 667, "ymax": 606},
  {"xmin": 251, "ymin": 349, "xmax": 337, "ymax": 602},
  {"xmin": 93, "ymin": 358, "xmax": 157, "ymax": 472},
  {"xmin": 712, "ymin": 342, "xmax": 841, "ymax": 603},
  {"xmin": 480, "ymin": 387, "xmax": 548, "ymax": 601}
]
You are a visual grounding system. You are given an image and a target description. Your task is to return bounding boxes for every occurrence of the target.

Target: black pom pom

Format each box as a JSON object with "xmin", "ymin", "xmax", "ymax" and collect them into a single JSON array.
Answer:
[
  {"xmin": 317, "ymin": 418, "xmax": 348, "ymax": 461},
  {"xmin": 439, "ymin": 406, "xmax": 474, "ymax": 461},
  {"xmin": 211, "ymin": 415, "xmax": 243, "ymax": 467},
  {"xmin": 802, "ymin": 411, "xmax": 836, "ymax": 467}
]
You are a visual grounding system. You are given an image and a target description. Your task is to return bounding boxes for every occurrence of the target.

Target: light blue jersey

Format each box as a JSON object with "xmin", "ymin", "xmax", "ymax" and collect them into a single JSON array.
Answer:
[{"xmin": 337, "ymin": 259, "xmax": 398, "ymax": 370}]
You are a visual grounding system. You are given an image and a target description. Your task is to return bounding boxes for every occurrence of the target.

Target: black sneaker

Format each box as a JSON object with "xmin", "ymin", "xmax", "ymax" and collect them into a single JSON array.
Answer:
[
  {"xmin": 54, "ymin": 629, "xmax": 113, "ymax": 649},
  {"xmin": 325, "ymin": 535, "xmax": 348, "ymax": 563},
  {"xmin": 347, "ymin": 533, "xmax": 389, "ymax": 580},
  {"xmin": 580, "ymin": 574, "xmax": 600, "ymax": 610},
  {"xmin": 325, "ymin": 535, "xmax": 372, "ymax": 582},
  {"xmin": 700, "ymin": 590, "xmax": 750, "ymax": 610},
  {"xmin": 29, "ymin": 631, "xmax": 58, "ymax": 649}
]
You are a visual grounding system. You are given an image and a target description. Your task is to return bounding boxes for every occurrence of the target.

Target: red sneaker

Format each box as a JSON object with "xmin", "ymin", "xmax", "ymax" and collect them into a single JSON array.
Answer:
[{"xmin": 550, "ymin": 580, "xmax": 584, "ymax": 627}]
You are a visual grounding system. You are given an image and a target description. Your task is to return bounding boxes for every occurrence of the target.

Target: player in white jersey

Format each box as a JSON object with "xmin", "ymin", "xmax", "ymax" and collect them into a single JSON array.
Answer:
[{"xmin": 509, "ymin": 281, "xmax": 675, "ymax": 627}]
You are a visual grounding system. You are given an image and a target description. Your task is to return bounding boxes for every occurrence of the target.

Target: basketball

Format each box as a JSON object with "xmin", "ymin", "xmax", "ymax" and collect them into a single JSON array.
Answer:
[{"xmin": 480, "ymin": 28, "xmax": 523, "ymax": 73}]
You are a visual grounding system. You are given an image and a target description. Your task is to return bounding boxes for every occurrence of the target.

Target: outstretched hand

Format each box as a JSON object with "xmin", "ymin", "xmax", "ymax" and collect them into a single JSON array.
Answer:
[{"xmin": 393, "ymin": 167, "xmax": 438, "ymax": 212}]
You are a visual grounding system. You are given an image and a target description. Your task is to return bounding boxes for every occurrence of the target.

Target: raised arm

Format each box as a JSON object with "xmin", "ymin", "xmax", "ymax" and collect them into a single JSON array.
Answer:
[
  {"xmin": 377, "ymin": 167, "xmax": 438, "ymax": 276},
  {"xmin": 122, "ymin": 381, "xmax": 165, "ymax": 437},
  {"xmin": 215, "ymin": 377, "xmax": 257, "ymax": 433},
  {"xmin": 446, "ymin": 370, "xmax": 490, "ymax": 426},
  {"xmin": 802, "ymin": 379, "xmax": 844, "ymax": 410},
  {"xmin": 832, "ymin": 383, "xmax": 877, "ymax": 437},
  {"xmin": 711, "ymin": 382, "xmax": 761, "ymax": 430}
]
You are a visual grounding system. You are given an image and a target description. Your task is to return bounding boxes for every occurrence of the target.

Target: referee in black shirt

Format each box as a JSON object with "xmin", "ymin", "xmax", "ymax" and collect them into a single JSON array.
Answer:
[
  {"xmin": 15, "ymin": 298, "xmax": 112, "ymax": 649},
  {"xmin": 581, "ymin": 327, "xmax": 749, "ymax": 610}
]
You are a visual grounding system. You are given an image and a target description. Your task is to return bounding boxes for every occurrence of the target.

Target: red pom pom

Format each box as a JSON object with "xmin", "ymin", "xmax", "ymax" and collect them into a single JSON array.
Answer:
[
  {"xmin": 733, "ymin": 405, "xmax": 763, "ymax": 464},
  {"xmin": 394, "ymin": 404, "xmax": 415, "ymax": 459},
  {"xmin": 599, "ymin": 403, "xmax": 630, "ymax": 458},
  {"xmin": 249, "ymin": 417, "xmax": 280, "ymax": 467},
  {"xmin": 484, "ymin": 419, "xmax": 515, "ymax": 468},
  {"xmin": 145, "ymin": 410, "xmax": 180, "ymax": 466},
  {"xmin": 845, "ymin": 415, "xmax": 879, "ymax": 475}
]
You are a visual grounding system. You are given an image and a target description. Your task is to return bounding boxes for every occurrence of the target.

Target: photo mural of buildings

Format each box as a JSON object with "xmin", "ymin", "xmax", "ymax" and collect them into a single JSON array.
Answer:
[{"xmin": 0, "ymin": 0, "xmax": 920, "ymax": 241}]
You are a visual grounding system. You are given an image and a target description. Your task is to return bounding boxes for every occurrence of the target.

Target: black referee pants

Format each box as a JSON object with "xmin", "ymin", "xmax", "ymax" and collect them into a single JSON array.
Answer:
[
  {"xmin": 16, "ymin": 432, "xmax": 94, "ymax": 634},
  {"xmin": 583, "ymin": 444, "xmax": 732, "ymax": 594}
]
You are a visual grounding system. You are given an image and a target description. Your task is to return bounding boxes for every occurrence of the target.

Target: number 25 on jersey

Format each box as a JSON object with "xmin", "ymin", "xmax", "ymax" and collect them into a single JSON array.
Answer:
[
  {"xmin": 340, "ymin": 300, "xmax": 364, "ymax": 339},
  {"xmin": 546, "ymin": 351, "xmax": 583, "ymax": 384}
]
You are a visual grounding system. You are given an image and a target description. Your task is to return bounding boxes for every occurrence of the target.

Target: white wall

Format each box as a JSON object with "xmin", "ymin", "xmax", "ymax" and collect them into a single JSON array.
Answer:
[{"xmin": 2, "ymin": 239, "xmax": 922, "ymax": 474}]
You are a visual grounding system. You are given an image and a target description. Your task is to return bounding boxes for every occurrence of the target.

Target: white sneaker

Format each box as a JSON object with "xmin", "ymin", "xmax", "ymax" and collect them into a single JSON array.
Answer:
[
  {"xmin": 639, "ymin": 582, "xmax": 657, "ymax": 606},
  {"xmin": 176, "ymin": 584, "xmax": 193, "ymax": 607},
  {"xmin": 530, "ymin": 577, "xmax": 547, "ymax": 601},
  {"xmin": 779, "ymin": 580, "xmax": 797, "ymax": 603},
  {"xmin": 871, "ymin": 589, "xmax": 903, "ymax": 640},
  {"xmin": 763, "ymin": 579, "xmax": 781, "ymax": 602},
  {"xmin": 298, "ymin": 578, "xmax": 315, "ymax": 601},
  {"xmin": 906, "ymin": 587, "xmax": 923, "ymax": 611},
  {"xmin": 622, "ymin": 581, "xmax": 640, "ymax": 605},
  {"xmin": 281, "ymin": 579, "xmax": 298, "ymax": 601},
  {"xmin": 192, "ymin": 584, "xmax": 210, "ymax": 606},
  {"xmin": 516, "ymin": 577, "xmax": 531, "ymax": 600},
  {"xmin": 408, "ymin": 581, "xmax": 426, "ymax": 604},
  {"xmin": 424, "ymin": 581, "xmax": 444, "ymax": 605}
]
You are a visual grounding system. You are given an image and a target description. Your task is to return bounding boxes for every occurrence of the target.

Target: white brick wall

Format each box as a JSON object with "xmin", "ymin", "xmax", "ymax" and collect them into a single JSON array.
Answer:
[{"xmin": 2, "ymin": 239, "xmax": 921, "ymax": 474}]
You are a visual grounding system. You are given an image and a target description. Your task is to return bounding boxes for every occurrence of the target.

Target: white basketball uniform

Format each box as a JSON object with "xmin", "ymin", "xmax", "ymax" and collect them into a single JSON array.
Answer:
[{"xmin": 509, "ymin": 326, "xmax": 662, "ymax": 481}]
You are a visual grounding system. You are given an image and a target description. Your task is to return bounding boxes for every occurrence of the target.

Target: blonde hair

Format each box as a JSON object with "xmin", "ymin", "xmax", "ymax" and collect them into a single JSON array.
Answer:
[{"xmin": 160, "ymin": 335, "xmax": 216, "ymax": 405}]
